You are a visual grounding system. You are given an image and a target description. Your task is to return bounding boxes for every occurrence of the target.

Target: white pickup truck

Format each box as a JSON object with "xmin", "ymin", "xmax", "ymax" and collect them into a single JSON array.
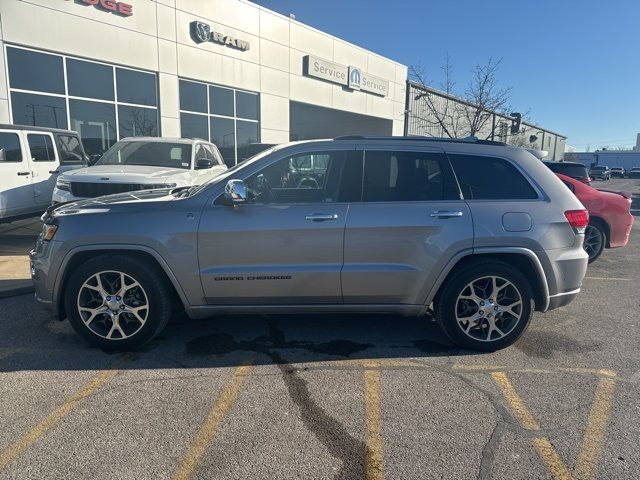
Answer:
[{"xmin": 52, "ymin": 137, "xmax": 228, "ymax": 203}]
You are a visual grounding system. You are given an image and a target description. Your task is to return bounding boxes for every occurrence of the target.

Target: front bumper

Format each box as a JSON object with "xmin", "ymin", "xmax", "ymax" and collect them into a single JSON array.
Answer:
[{"xmin": 30, "ymin": 239, "xmax": 65, "ymax": 318}]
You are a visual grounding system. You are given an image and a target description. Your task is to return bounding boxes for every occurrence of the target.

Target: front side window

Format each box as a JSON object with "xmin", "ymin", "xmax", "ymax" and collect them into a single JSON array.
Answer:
[
  {"xmin": 96, "ymin": 141, "xmax": 192, "ymax": 169},
  {"xmin": 27, "ymin": 134, "xmax": 56, "ymax": 162},
  {"xmin": 363, "ymin": 150, "xmax": 452, "ymax": 202},
  {"xmin": 56, "ymin": 135, "xmax": 86, "ymax": 165},
  {"xmin": 0, "ymin": 133, "xmax": 22, "ymax": 163},
  {"xmin": 449, "ymin": 154, "xmax": 538, "ymax": 200},
  {"xmin": 245, "ymin": 151, "xmax": 361, "ymax": 204}
]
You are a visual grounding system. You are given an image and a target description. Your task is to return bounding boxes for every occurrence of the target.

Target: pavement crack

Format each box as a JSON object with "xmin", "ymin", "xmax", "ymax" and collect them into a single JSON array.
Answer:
[
  {"xmin": 478, "ymin": 420, "xmax": 506, "ymax": 480},
  {"xmin": 266, "ymin": 319, "xmax": 366, "ymax": 480}
]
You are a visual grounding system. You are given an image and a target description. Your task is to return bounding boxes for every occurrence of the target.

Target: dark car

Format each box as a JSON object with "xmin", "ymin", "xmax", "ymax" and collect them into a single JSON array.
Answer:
[
  {"xmin": 543, "ymin": 161, "xmax": 591, "ymax": 184},
  {"xmin": 628, "ymin": 167, "xmax": 640, "ymax": 179},
  {"xmin": 610, "ymin": 167, "xmax": 626, "ymax": 178},
  {"xmin": 589, "ymin": 165, "xmax": 611, "ymax": 181}
]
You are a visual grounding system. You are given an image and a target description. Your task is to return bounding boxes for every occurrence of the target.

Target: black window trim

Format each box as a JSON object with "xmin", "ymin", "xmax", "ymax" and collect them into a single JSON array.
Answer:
[
  {"xmin": 26, "ymin": 132, "xmax": 57, "ymax": 162},
  {"xmin": 0, "ymin": 131, "xmax": 23, "ymax": 163},
  {"xmin": 445, "ymin": 151, "xmax": 543, "ymax": 201}
]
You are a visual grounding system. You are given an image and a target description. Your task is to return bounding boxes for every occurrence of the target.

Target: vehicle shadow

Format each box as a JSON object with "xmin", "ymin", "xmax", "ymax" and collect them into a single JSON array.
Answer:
[{"xmin": 0, "ymin": 308, "xmax": 484, "ymax": 372}]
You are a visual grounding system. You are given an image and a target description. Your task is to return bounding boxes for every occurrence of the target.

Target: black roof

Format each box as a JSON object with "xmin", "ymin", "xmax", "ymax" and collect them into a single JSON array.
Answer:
[
  {"xmin": 333, "ymin": 135, "xmax": 507, "ymax": 146},
  {"xmin": 0, "ymin": 123, "xmax": 79, "ymax": 135}
]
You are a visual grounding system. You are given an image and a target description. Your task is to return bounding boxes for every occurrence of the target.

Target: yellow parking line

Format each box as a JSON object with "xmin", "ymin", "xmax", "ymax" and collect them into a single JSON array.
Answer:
[
  {"xmin": 491, "ymin": 372, "xmax": 571, "ymax": 480},
  {"xmin": 491, "ymin": 372, "xmax": 540, "ymax": 431},
  {"xmin": 0, "ymin": 353, "xmax": 135, "ymax": 471},
  {"xmin": 573, "ymin": 378, "xmax": 617, "ymax": 480},
  {"xmin": 172, "ymin": 364, "xmax": 252, "ymax": 480},
  {"xmin": 363, "ymin": 361, "xmax": 384, "ymax": 480}
]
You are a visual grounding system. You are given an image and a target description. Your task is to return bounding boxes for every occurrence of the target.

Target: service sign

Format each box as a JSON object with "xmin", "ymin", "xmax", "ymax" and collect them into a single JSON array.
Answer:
[{"xmin": 303, "ymin": 55, "xmax": 389, "ymax": 97}]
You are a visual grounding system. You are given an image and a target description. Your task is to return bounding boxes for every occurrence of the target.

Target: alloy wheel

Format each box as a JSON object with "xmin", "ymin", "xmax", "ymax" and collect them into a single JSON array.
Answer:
[
  {"xmin": 583, "ymin": 225, "xmax": 603, "ymax": 260},
  {"xmin": 454, "ymin": 276, "xmax": 523, "ymax": 342},
  {"xmin": 76, "ymin": 270, "xmax": 149, "ymax": 340}
]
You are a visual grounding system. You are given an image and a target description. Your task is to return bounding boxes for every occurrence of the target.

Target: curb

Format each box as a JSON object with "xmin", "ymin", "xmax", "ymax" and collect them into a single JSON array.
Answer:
[{"xmin": 0, "ymin": 283, "xmax": 35, "ymax": 299}]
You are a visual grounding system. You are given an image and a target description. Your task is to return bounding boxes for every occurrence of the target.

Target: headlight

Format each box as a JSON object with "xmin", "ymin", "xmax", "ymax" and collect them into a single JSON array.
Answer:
[
  {"xmin": 56, "ymin": 178, "xmax": 71, "ymax": 192},
  {"xmin": 42, "ymin": 223, "xmax": 58, "ymax": 241}
]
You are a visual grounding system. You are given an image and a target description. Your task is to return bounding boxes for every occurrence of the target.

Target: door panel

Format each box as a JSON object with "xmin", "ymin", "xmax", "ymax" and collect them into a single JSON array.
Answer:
[
  {"xmin": 342, "ymin": 148, "xmax": 473, "ymax": 304},
  {"xmin": 342, "ymin": 201, "xmax": 473, "ymax": 303},
  {"xmin": 198, "ymin": 204, "xmax": 347, "ymax": 304},
  {"xmin": 0, "ymin": 130, "xmax": 33, "ymax": 217},
  {"xmin": 197, "ymin": 148, "xmax": 360, "ymax": 305},
  {"xmin": 26, "ymin": 132, "xmax": 59, "ymax": 208}
]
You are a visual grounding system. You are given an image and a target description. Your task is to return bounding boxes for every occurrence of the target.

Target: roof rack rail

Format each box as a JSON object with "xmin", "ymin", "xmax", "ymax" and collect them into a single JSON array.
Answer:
[{"xmin": 332, "ymin": 135, "xmax": 507, "ymax": 146}]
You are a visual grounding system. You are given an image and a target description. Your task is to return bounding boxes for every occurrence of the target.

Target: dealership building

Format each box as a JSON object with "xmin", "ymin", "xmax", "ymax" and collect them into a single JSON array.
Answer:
[{"xmin": 0, "ymin": 0, "xmax": 407, "ymax": 165}]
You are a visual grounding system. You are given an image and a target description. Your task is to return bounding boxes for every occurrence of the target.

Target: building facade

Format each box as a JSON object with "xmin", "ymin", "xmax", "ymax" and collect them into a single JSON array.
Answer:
[
  {"xmin": 565, "ymin": 150, "xmax": 640, "ymax": 170},
  {"xmin": 405, "ymin": 82, "xmax": 567, "ymax": 161},
  {"xmin": 0, "ymin": 0, "xmax": 407, "ymax": 165}
]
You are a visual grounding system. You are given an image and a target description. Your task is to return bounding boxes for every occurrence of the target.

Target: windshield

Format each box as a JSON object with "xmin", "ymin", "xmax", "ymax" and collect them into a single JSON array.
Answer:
[
  {"xmin": 96, "ymin": 141, "xmax": 193, "ymax": 169},
  {"xmin": 591, "ymin": 166, "xmax": 606, "ymax": 170}
]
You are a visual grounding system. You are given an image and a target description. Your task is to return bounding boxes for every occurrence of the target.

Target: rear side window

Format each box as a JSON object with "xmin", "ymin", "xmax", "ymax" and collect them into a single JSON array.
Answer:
[
  {"xmin": 0, "ymin": 132, "xmax": 22, "ymax": 162},
  {"xmin": 56, "ymin": 135, "xmax": 85, "ymax": 165},
  {"xmin": 363, "ymin": 150, "xmax": 457, "ymax": 202},
  {"xmin": 27, "ymin": 134, "xmax": 56, "ymax": 162},
  {"xmin": 449, "ymin": 154, "xmax": 538, "ymax": 200}
]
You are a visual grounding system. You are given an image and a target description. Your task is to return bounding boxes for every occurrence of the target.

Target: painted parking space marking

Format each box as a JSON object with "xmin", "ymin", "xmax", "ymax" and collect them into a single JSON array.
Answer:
[
  {"xmin": 172, "ymin": 363, "xmax": 252, "ymax": 480},
  {"xmin": 491, "ymin": 370, "xmax": 617, "ymax": 480},
  {"xmin": 363, "ymin": 361, "xmax": 384, "ymax": 480},
  {"xmin": 0, "ymin": 352, "xmax": 135, "ymax": 471},
  {"xmin": 574, "ymin": 377, "xmax": 617, "ymax": 480}
]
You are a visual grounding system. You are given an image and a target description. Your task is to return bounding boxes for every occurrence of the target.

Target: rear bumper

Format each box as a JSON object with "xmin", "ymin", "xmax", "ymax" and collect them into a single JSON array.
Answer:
[
  {"xmin": 538, "ymin": 243, "xmax": 588, "ymax": 312},
  {"xmin": 609, "ymin": 215, "xmax": 634, "ymax": 248}
]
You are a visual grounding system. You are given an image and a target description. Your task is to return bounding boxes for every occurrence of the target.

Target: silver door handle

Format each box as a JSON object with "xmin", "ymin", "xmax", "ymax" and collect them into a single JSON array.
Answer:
[
  {"xmin": 430, "ymin": 210, "xmax": 463, "ymax": 218},
  {"xmin": 305, "ymin": 213, "xmax": 339, "ymax": 221}
]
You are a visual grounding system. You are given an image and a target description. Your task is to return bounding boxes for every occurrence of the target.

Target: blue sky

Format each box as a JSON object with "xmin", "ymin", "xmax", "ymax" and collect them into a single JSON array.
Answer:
[{"xmin": 254, "ymin": 0, "xmax": 639, "ymax": 150}]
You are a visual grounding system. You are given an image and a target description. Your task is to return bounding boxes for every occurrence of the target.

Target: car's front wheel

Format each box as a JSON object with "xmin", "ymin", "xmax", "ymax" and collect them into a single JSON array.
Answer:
[
  {"xmin": 435, "ymin": 261, "xmax": 534, "ymax": 351},
  {"xmin": 65, "ymin": 255, "xmax": 173, "ymax": 349}
]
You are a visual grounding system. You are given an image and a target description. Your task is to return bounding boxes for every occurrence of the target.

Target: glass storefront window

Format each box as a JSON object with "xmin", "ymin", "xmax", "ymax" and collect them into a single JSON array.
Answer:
[
  {"xmin": 70, "ymin": 99, "xmax": 116, "ymax": 157},
  {"xmin": 179, "ymin": 80, "xmax": 207, "ymax": 113},
  {"xmin": 11, "ymin": 92, "xmax": 68, "ymax": 129},
  {"xmin": 118, "ymin": 105, "xmax": 159, "ymax": 138},
  {"xmin": 7, "ymin": 46, "xmax": 160, "ymax": 156},
  {"xmin": 67, "ymin": 58, "xmax": 114, "ymax": 101},
  {"xmin": 179, "ymin": 78, "xmax": 260, "ymax": 165},
  {"xmin": 209, "ymin": 86, "xmax": 234, "ymax": 117},
  {"xmin": 236, "ymin": 120, "xmax": 259, "ymax": 147},
  {"xmin": 116, "ymin": 68, "xmax": 157, "ymax": 106},
  {"xmin": 210, "ymin": 117, "xmax": 235, "ymax": 167},
  {"xmin": 236, "ymin": 91, "xmax": 259, "ymax": 120},
  {"xmin": 180, "ymin": 113, "xmax": 208, "ymax": 140},
  {"xmin": 7, "ymin": 47, "xmax": 65, "ymax": 94}
]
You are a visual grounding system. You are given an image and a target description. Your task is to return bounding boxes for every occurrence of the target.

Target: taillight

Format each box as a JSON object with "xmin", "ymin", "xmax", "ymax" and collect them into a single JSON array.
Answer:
[{"xmin": 565, "ymin": 209, "xmax": 589, "ymax": 230}]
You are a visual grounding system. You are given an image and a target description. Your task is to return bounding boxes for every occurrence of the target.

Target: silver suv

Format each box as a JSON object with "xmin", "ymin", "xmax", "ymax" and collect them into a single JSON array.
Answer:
[{"xmin": 30, "ymin": 137, "xmax": 589, "ymax": 351}]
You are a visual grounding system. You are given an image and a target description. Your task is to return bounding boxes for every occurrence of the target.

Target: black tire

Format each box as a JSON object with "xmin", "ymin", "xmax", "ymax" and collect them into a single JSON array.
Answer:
[
  {"xmin": 584, "ymin": 222, "xmax": 606, "ymax": 263},
  {"xmin": 65, "ymin": 254, "xmax": 173, "ymax": 350},
  {"xmin": 434, "ymin": 261, "xmax": 534, "ymax": 352}
]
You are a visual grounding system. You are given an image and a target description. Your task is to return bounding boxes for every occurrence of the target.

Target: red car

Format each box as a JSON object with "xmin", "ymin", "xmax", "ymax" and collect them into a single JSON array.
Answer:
[{"xmin": 557, "ymin": 173, "xmax": 634, "ymax": 262}]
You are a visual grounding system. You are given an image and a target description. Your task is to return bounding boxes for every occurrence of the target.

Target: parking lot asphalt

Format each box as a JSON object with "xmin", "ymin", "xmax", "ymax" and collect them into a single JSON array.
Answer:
[{"xmin": 0, "ymin": 179, "xmax": 638, "ymax": 480}]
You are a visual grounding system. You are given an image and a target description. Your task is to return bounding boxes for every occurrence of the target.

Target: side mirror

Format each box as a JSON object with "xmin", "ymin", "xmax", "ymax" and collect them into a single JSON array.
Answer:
[
  {"xmin": 195, "ymin": 158, "xmax": 214, "ymax": 170},
  {"xmin": 223, "ymin": 179, "xmax": 247, "ymax": 205},
  {"xmin": 88, "ymin": 154, "xmax": 101, "ymax": 166}
]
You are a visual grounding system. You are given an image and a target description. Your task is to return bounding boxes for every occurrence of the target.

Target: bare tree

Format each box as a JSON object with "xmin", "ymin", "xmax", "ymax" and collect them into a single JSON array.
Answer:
[{"xmin": 410, "ymin": 56, "xmax": 515, "ymax": 140}]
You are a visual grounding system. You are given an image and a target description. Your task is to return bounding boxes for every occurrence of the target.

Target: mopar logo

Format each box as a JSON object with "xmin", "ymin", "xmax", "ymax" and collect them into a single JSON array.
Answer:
[{"xmin": 348, "ymin": 66, "xmax": 361, "ymax": 90}]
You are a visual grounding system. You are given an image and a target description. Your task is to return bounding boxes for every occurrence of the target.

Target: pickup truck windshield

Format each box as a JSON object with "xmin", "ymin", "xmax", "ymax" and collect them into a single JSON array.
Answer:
[{"xmin": 96, "ymin": 141, "xmax": 193, "ymax": 169}]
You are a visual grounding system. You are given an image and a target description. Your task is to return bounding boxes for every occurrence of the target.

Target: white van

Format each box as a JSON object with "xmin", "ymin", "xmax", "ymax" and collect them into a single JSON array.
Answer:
[{"xmin": 0, "ymin": 124, "xmax": 88, "ymax": 221}]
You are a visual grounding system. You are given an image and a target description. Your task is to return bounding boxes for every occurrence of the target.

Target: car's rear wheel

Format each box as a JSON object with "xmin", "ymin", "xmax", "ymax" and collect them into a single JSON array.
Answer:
[
  {"xmin": 584, "ymin": 223, "xmax": 605, "ymax": 263},
  {"xmin": 435, "ymin": 261, "xmax": 534, "ymax": 351},
  {"xmin": 65, "ymin": 255, "xmax": 172, "ymax": 349}
]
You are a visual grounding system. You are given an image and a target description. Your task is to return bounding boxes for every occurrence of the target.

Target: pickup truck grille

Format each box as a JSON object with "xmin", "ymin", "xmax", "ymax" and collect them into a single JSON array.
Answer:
[{"xmin": 70, "ymin": 182, "xmax": 166, "ymax": 198}]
